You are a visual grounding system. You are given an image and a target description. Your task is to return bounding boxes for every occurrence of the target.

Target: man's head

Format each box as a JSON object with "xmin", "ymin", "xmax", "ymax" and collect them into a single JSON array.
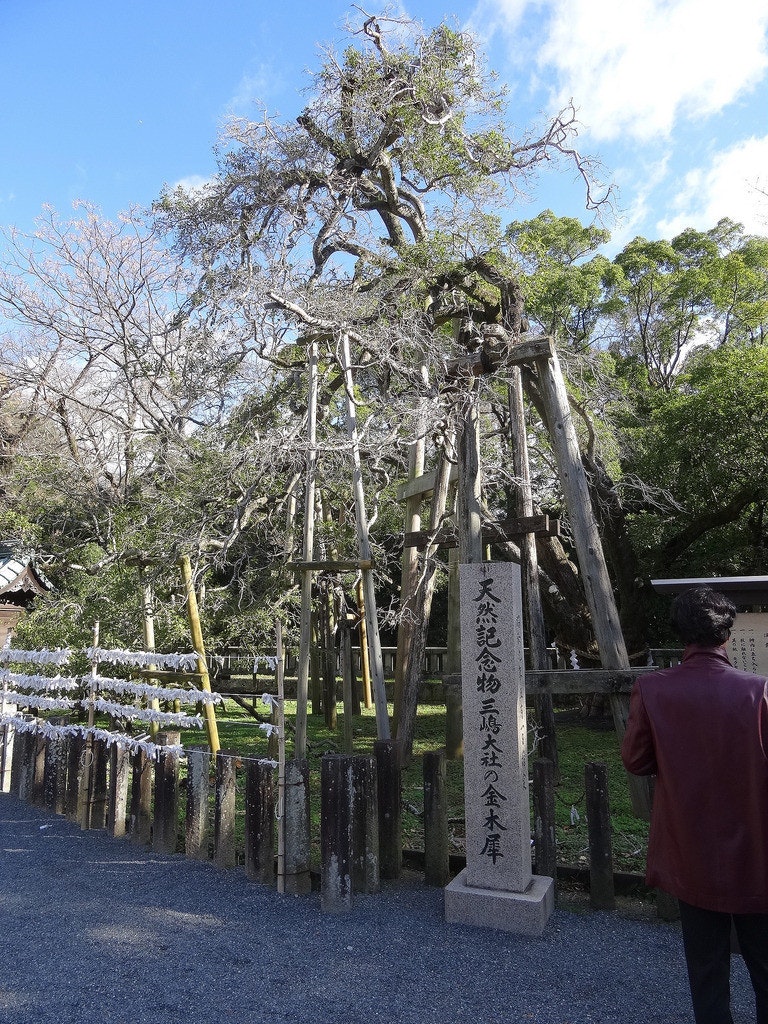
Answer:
[{"xmin": 670, "ymin": 586, "xmax": 736, "ymax": 647}]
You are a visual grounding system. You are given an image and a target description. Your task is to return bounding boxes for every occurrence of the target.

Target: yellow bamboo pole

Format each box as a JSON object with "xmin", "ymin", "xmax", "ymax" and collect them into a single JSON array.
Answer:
[
  {"xmin": 178, "ymin": 555, "xmax": 220, "ymax": 754},
  {"xmin": 141, "ymin": 571, "xmax": 160, "ymax": 740}
]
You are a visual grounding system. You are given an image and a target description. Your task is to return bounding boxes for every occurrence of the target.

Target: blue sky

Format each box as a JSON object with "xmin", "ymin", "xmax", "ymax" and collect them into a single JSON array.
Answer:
[{"xmin": 1, "ymin": 0, "xmax": 767, "ymax": 251}]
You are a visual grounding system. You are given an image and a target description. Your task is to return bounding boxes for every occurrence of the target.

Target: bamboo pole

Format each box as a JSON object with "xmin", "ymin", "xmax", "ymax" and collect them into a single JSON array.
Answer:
[
  {"xmin": 295, "ymin": 340, "xmax": 319, "ymax": 759},
  {"xmin": 339, "ymin": 331, "xmax": 390, "ymax": 741},
  {"xmin": 141, "ymin": 570, "xmax": 160, "ymax": 740},
  {"xmin": 178, "ymin": 555, "xmax": 220, "ymax": 754}
]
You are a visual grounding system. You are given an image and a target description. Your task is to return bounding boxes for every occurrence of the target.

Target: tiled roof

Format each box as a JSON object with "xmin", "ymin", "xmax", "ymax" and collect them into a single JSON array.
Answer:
[{"xmin": 0, "ymin": 546, "xmax": 51, "ymax": 597}]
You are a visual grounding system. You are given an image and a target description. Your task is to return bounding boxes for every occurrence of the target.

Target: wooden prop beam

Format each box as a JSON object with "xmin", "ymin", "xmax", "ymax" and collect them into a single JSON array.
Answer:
[
  {"xmin": 286, "ymin": 559, "xmax": 373, "ymax": 571},
  {"xmin": 524, "ymin": 668, "xmax": 654, "ymax": 694},
  {"xmin": 403, "ymin": 514, "xmax": 559, "ymax": 549}
]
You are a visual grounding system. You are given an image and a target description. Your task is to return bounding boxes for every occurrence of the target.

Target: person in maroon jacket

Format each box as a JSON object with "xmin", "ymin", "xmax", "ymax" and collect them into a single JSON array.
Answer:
[{"xmin": 622, "ymin": 585, "xmax": 768, "ymax": 1024}]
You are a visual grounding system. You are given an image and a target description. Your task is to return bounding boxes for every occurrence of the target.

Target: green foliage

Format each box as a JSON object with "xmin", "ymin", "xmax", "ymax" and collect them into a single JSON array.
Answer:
[{"xmin": 623, "ymin": 344, "xmax": 768, "ymax": 577}]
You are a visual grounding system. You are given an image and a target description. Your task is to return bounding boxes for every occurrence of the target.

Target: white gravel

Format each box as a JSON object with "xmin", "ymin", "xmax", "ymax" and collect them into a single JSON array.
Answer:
[{"xmin": 0, "ymin": 793, "xmax": 757, "ymax": 1024}]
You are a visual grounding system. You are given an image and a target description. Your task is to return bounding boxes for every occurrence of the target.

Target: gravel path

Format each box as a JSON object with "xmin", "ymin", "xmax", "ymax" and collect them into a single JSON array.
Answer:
[{"xmin": 0, "ymin": 793, "xmax": 757, "ymax": 1024}]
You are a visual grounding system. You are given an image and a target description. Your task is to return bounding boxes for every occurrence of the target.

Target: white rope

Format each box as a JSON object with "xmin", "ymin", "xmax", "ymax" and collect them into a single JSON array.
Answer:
[{"xmin": 93, "ymin": 675, "xmax": 222, "ymax": 705}]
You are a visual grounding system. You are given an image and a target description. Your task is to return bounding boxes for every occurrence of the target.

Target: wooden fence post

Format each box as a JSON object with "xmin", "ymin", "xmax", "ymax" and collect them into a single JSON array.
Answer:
[
  {"xmin": 43, "ymin": 732, "xmax": 66, "ymax": 812},
  {"xmin": 108, "ymin": 742, "xmax": 131, "ymax": 838},
  {"xmin": 130, "ymin": 747, "xmax": 153, "ymax": 843},
  {"xmin": 444, "ymin": 673, "xmax": 464, "ymax": 760},
  {"xmin": 245, "ymin": 759, "xmax": 276, "ymax": 885},
  {"xmin": 532, "ymin": 758, "xmax": 557, "ymax": 882},
  {"xmin": 585, "ymin": 761, "xmax": 615, "ymax": 911},
  {"xmin": 0, "ymin": 720, "xmax": 15, "ymax": 793},
  {"xmin": 423, "ymin": 748, "xmax": 450, "ymax": 886},
  {"xmin": 31, "ymin": 730, "xmax": 46, "ymax": 806},
  {"xmin": 185, "ymin": 746, "xmax": 211, "ymax": 860},
  {"xmin": 18, "ymin": 730, "xmax": 35, "ymax": 801},
  {"xmin": 283, "ymin": 757, "xmax": 312, "ymax": 894},
  {"xmin": 90, "ymin": 738, "xmax": 109, "ymax": 829},
  {"xmin": 214, "ymin": 751, "xmax": 237, "ymax": 868},
  {"xmin": 351, "ymin": 755, "xmax": 379, "ymax": 894},
  {"xmin": 153, "ymin": 731, "xmax": 181, "ymax": 854},
  {"xmin": 374, "ymin": 739, "xmax": 402, "ymax": 880},
  {"xmin": 321, "ymin": 754, "xmax": 354, "ymax": 913},
  {"xmin": 10, "ymin": 722, "xmax": 26, "ymax": 797},
  {"xmin": 65, "ymin": 734, "xmax": 83, "ymax": 820}
]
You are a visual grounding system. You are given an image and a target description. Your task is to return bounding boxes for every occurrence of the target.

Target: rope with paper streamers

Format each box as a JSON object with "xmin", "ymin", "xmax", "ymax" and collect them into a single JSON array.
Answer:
[{"xmin": 0, "ymin": 644, "xmax": 217, "ymax": 759}]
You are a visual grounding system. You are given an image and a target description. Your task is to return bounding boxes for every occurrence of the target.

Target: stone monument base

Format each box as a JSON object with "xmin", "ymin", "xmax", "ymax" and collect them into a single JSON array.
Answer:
[{"xmin": 444, "ymin": 869, "xmax": 555, "ymax": 936}]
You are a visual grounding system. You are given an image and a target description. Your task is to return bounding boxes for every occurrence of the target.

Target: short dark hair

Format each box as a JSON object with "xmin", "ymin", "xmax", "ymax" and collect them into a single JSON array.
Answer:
[{"xmin": 670, "ymin": 586, "xmax": 736, "ymax": 646}]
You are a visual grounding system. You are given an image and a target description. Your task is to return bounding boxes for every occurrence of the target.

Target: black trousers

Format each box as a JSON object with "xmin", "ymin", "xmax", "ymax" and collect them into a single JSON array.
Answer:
[{"xmin": 678, "ymin": 900, "xmax": 768, "ymax": 1024}]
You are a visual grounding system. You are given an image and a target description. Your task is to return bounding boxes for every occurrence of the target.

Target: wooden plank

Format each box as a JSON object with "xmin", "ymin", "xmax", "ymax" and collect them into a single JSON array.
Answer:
[
  {"xmin": 286, "ymin": 559, "xmax": 373, "ymax": 571},
  {"xmin": 524, "ymin": 668, "xmax": 653, "ymax": 695},
  {"xmin": 396, "ymin": 465, "xmax": 458, "ymax": 502},
  {"xmin": 445, "ymin": 336, "xmax": 554, "ymax": 378},
  {"xmin": 136, "ymin": 669, "xmax": 206, "ymax": 681},
  {"xmin": 404, "ymin": 515, "xmax": 559, "ymax": 549}
]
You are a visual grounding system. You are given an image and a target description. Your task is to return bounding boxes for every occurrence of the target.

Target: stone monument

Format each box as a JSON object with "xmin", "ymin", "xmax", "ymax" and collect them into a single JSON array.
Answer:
[{"xmin": 444, "ymin": 561, "xmax": 554, "ymax": 935}]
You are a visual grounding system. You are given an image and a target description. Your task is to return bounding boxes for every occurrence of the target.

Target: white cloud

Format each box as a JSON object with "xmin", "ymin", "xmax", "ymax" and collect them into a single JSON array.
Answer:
[
  {"xmin": 485, "ymin": 0, "xmax": 768, "ymax": 141},
  {"xmin": 657, "ymin": 135, "xmax": 768, "ymax": 235},
  {"xmin": 227, "ymin": 65, "xmax": 287, "ymax": 115},
  {"xmin": 170, "ymin": 175, "xmax": 211, "ymax": 196}
]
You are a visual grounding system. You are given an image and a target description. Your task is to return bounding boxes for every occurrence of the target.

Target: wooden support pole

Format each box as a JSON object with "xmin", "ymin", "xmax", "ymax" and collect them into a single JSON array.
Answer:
[
  {"xmin": 423, "ymin": 748, "xmax": 450, "ymax": 887},
  {"xmin": 185, "ymin": 745, "xmax": 211, "ymax": 859},
  {"xmin": 374, "ymin": 739, "xmax": 402, "ymax": 880},
  {"xmin": 397, "ymin": 430, "xmax": 456, "ymax": 759},
  {"xmin": 351, "ymin": 755, "xmax": 379, "ymax": 894},
  {"xmin": 275, "ymin": 621, "xmax": 287, "ymax": 894},
  {"xmin": 179, "ymin": 555, "xmax": 220, "ymax": 755},
  {"xmin": 457, "ymin": 377, "xmax": 484, "ymax": 565},
  {"xmin": 153, "ymin": 731, "xmax": 181, "ymax": 853},
  {"xmin": 107, "ymin": 742, "xmax": 130, "ymax": 837},
  {"xmin": 355, "ymin": 578, "xmax": 373, "ymax": 710},
  {"xmin": 535, "ymin": 346, "xmax": 652, "ymax": 820},
  {"xmin": 320, "ymin": 753, "xmax": 354, "ymax": 913},
  {"xmin": 585, "ymin": 761, "xmax": 616, "ymax": 911},
  {"xmin": 532, "ymin": 758, "xmax": 557, "ymax": 882},
  {"xmin": 341, "ymin": 618, "xmax": 354, "ymax": 754},
  {"xmin": 508, "ymin": 368, "xmax": 559, "ymax": 778},
  {"xmin": 214, "ymin": 750, "xmax": 237, "ymax": 869},
  {"xmin": 295, "ymin": 339, "xmax": 319, "ymax": 759},
  {"xmin": 130, "ymin": 748, "xmax": 153, "ymax": 843},
  {"xmin": 77, "ymin": 622, "xmax": 100, "ymax": 828},
  {"xmin": 445, "ymin": 548, "xmax": 463, "ymax": 759},
  {"xmin": 394, "ymin": 432, "xmax": 425, "ymax": 731},
  {"xmin": 245, "ymin": 760, "xmax": 276, "ymax": 886},
  {"xmin": 340, "ymin": 331, "xmax": 390, "ymax": 741}
]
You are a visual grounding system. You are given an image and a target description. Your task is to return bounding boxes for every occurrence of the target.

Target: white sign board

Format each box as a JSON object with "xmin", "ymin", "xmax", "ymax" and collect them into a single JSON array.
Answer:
[{"xmin": 727, "ymin": 612, "xmax": 768, "ymax": 676}]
